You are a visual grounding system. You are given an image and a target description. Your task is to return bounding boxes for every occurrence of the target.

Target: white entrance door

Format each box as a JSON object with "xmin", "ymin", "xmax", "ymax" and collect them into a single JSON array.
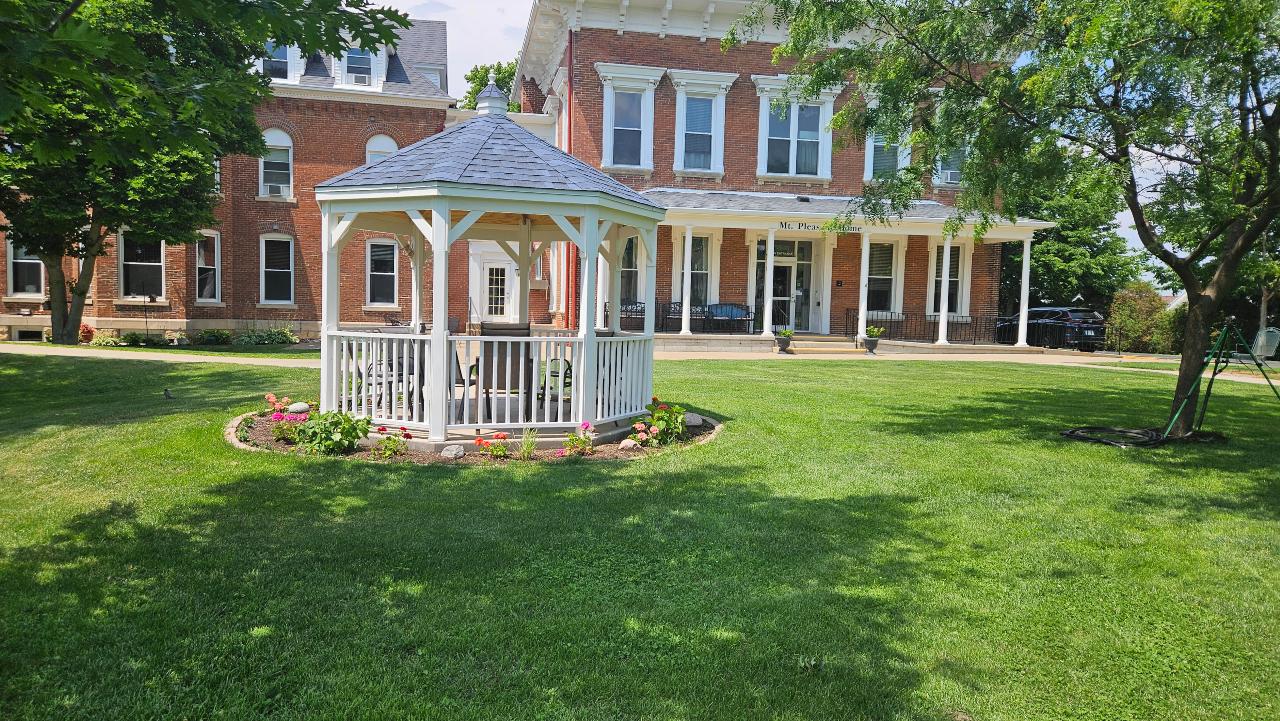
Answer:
[{"xmin": 468, "ymin": 242, "xmax": 518, "ymax": 323}]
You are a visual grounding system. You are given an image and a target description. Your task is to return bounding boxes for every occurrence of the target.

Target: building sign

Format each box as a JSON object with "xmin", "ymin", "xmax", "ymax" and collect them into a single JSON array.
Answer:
[{"xmin": 777, "ymin": 221, "xmax": 862, "ymax": 233}]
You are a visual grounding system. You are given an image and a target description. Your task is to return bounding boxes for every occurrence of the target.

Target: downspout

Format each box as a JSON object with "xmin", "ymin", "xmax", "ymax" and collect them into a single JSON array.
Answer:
[{"xmin": 565, "ymin": 30, "xmax": 579, "ymax": 330}]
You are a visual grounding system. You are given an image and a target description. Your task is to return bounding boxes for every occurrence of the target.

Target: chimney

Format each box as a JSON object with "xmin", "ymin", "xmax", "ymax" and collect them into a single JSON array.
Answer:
[{"xmin": 475, "ymin": 71, "xmax": 508, "ymax": 116}]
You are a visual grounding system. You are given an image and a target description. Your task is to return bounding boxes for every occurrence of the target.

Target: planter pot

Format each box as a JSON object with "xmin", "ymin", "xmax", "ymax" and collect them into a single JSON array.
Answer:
[
  {"xmin": 775, "ymin": 336, "xmax": 792, "ymax": 353},
  {"xmin": 863, "ymin": 337, "xmax": 880, "ymax": 354}
]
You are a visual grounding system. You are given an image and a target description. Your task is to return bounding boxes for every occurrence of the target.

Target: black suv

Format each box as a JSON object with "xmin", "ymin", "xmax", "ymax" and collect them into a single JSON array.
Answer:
[{"xmin": 996, "ymin": 307, "xmax": 1106, "ymax": 350}]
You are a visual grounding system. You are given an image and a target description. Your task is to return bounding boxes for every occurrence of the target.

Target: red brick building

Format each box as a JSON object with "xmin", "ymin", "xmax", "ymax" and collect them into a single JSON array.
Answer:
[{"xmin": 516, "ymin": 0, "xmax": 1047, "ymax": 343}]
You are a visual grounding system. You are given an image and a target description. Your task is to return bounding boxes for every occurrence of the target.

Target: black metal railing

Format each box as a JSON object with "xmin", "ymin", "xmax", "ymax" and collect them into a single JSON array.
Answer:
[
  {"xmin": 606, "ymin": 302, "xmax": 757, "ymax": 334},
  {"xmin": 842, "ymin": 309, "xmax": 1007, "ymax": 345}
]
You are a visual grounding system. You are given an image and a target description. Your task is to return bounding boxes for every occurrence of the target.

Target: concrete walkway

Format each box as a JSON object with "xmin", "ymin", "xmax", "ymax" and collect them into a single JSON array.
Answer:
[{"xmin": 2, "ymin": 341, "xmax": 1274, "ymax": 387}]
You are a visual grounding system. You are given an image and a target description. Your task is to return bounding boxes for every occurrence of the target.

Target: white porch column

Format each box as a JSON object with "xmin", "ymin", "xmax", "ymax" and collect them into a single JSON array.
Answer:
[
  {"xmin": 577, "ymin": 211, "xmax": 601, "ymax": 425},
  {"xmin": 936, "ymin": 235, "xmax": 953, "ymax": 344},
  {"xmin": 410, "ymin": 230, "xmax": 425, "ymax": 331},
  {"xmin": 642, "ymin": 230, "xmax": 657, "ymax": 336},
  {"xmin": 518, "ymin": 220, "xmax": 532, "ymax": 325},
  {"xmin": 1015, "ymin": 237, "xmax": 1032, "ymax": 347},
  {"xmin": 680, "ymin": 225, "xmax": 694, "ymax": 335},
  {"xmin": 857, "ymin": 233, "xmax": 870, "ymax": 339},
  {"xmin": 319, "ymin": 208, "xmax": 338, "ymax": 411},
  {"xmin": 821, "ymin": 235, "xmax": 836, "ymax": 335},
  {"xmin": 428, "ymin": 206, "xmax": 451, "ymax": 441},
  {"xmin": 609, "ymin": 235, "xmax": 623, "ymax": 333},
  {"xmin": 761, "ymin": 229, "xmax": 776, "ymax": 337}
]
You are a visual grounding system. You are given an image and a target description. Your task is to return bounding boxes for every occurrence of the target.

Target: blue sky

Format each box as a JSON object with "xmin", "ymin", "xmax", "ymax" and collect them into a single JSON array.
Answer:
[{"xmin": 389, "ymin": 0, "xmax": 535, "ymax": 96}]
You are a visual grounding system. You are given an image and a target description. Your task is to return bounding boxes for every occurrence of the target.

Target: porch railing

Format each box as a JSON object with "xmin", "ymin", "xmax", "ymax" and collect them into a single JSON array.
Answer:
[
  {"xmin": 595, "ymin": 336, "xmax": 653, "ymax": 423},
  {"xmin": 841, "ymin": 310, "xmax": 1007, "ymax": 345},
  {"xmin": 448, "ymin": 335, "xmax": 584, "ymax": 431}
]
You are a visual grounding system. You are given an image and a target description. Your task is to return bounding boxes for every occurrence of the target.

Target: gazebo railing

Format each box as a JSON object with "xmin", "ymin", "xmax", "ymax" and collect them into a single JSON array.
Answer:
[
  {"xmin": 329, "ymin": 330, "xmax": 432, "ymax": 426},
  {"xmin": 448, "ymin": 335, "xmax": 584, "ymax": 431},
  {"xmin": 595, "ymin": 336, "xmax": 652, "ymax": 423}
]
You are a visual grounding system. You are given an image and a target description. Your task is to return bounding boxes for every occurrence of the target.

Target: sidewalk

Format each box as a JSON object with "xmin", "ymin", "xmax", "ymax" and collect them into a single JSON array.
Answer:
[{"xmin": 2, "ymin": 341, "xmax": 1273, "ymax": 387}]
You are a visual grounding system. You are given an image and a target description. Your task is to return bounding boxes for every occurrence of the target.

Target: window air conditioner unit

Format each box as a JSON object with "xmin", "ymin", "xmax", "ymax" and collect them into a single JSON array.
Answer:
[
  {"xmin": 944, "ymin": 170, "xmax": 963, "ymax": 184},
  {"xmin": 266, "ymin": 184, "xmax": 284, "ymax": 197},
  {"xmin": 352, "ymin": 74, "xmax": 371, "ymax": 86}
]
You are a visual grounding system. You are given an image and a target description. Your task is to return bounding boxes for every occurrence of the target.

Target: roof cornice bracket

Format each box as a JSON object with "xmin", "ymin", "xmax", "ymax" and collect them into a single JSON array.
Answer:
[
  {"xmin": 617, "ymin": 0, "xmax": 630, "ymax": 35},
  {"xmin": 701, "ymin": 2, "xmax": 716, "ymax": 42}
]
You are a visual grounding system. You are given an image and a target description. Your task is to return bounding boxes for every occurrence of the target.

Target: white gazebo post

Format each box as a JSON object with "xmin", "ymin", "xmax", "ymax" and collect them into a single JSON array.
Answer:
[
  {"xmin": 319, "ymin": 208, "xmax": 337, "ymax": 411},
  {"xmin": 428, "ymin": 204, "xmax": 452, "ymax": 441},
  {"xmin": 680, "ymin": 225, "xmax": 694, "ymax": 335},
  {"xmin": 857, "ymin": 233, "xmax": 871, "ymax": 339},
  {"xmin": 609, "ymin": 234, "xmax": 624, "ymax": 334},
  {"xmin": 936, "ymin": 235, "xmax": 953, "ymax": 344},
  {"xmin": 596, "ymin": 252, "xmax": 608, "ymax": 330},
  {"xmin": 641, "ymin": 227, "xmax": 658, "ymax": 402},
  {"xmin": 517, "ymin": 218, "xmax": 533, "ymax": 325},
  {"xmin": 577, "ymin": 210, "xmax": 601, "ymax": 425},
  {"xmin": 1016, "ymin": 236, "xmax": 1033, "ymax": 347},
  {"xmin": 761, "ymin": 228, "xmax": 776, "ymax": 337}
]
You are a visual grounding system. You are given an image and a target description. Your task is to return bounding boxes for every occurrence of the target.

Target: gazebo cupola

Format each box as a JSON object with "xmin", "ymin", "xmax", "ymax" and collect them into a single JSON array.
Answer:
[{"xmin": 313, "ymin": 82, "xmax": 666, "ymax": 443}]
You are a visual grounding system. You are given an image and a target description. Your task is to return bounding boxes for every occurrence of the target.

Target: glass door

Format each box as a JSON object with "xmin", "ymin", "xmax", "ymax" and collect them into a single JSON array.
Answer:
[{"xmin": 771, "ymin": 264, "xmax": 794, "ymax": 331}]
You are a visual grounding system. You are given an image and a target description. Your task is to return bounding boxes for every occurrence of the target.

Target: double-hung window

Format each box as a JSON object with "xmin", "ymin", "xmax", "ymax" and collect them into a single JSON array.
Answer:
[
  {"xmin": 669, "ymin": 69, "xmax": 737, "ymax": 175},
  {"xmin": 196, "ymin": 231, "xmax": 220, "ymax": 302},
  {"xmin": 867, "ymin": 243, "xmax": 896, "ymax": 313},
  {"xmin": 263, "ymin": 41, "xmax": 289, "ymax": 79},
  {"xmin": 120, "ymin": 234, "xmax": 164, "ymax": 298},
  {"xmin": 753, "ymin": 75, "xmax": 840, "ymax": 180},
  {"xmin": 366, "ymin": 240, "xmax": 398, "ymax": 306},
  {"xmin": 865, "ymin": 134, "xmax": 909, "ymax": 181},
  {"xmin": 595, "ymin": 63, "xmax": 665, "ymax": 171},
  {"xmin": 365, "ymin": 134, "xmax": 397, "ymax": 164},
  {"xmin": 260, "ymin": 128, "xmax": 293, "ymax": 198},
  {"xmin": 678, "ymin": 236, "xmax": 710, "ymax": 307},
  {"xmin": 7, "ymin": 241, "xmax": 43, "ymax": 297},
  {"xmin": 620, "ymin": 237, "xmax": 639, "ymax": 304},
  {"xmin": 931, "ymin": 246, "xmax": 962, "ymax": 315},
  {"xmin": 261, "ymin": 235, "xmax": 294, "ymax": 304},
  {"xmin": 938, "ymin": 147, "xmax": 966, "ymax": 186},
  {"xmin": 345, "ymin": 47, "xmax": 372, "ymax": 85}
]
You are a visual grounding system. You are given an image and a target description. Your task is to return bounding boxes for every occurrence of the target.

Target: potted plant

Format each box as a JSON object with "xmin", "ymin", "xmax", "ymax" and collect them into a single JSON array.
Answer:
[
  {"xmin": 863, "ymin": 325, "xmax": 886, "ymax": 354},
  {"xmin": 776, "ymin": 328, "xmax": 795, "ymax": 353}
]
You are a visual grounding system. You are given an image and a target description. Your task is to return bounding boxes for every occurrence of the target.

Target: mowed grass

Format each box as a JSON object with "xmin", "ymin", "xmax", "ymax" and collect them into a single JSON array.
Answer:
[
  {"xmin": 2, "ymin": 341, "xmax": 321, "ymax": 359},
  {"xmin": 1093, "ymin": 359, "xmax": 1275, "ymax": 376},
  {"xmin": 0, "ymin": 355, "xmax": 1277, "ymax": 721}
]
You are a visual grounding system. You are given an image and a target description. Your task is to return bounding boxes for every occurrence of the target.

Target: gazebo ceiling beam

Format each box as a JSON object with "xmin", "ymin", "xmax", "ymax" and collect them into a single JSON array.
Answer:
[
  {"xmin": 448, "ymin": 210, "xmax": 485, "ymax": 244},
  {"xmin": 331, "ymin": 212, "xmax": 358, "ymax": 251}
]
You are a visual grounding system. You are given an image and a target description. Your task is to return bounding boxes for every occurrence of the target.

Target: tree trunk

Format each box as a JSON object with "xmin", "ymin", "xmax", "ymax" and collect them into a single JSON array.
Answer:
[
  {"xmin": 1167, "ymin": 295, "xmax": 1215, "ymax": 437},
  {"xmin": 42, "ymin": 249, "xmax": 98, "ymax": 345}
]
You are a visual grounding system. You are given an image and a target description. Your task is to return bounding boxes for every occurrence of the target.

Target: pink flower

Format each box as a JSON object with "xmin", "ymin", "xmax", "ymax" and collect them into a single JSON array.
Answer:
[
  {"xmin": 555, "ymin": 448, "xmax": 567, "ymax": 457},
  {"xmin": 580, "ymin": 421, "xmax": 591, "ymax": 431},
  {"xmin": 636, "ymin": 432, "xmax": 648, "ymax": 441},
  {"xmin": 633, "ymin": 422, "xmax": 646, "ymax": 431},
  {"xmin": 271, "ymin": 412, "xmax": 284, "ymax": 421},
  {"xmin": 265, "ymin": 393, "xmax": 277, "ymax": 403},
  {"xmin": 649, "ymin": 425, "xmax": 659, "ymax": 434}
]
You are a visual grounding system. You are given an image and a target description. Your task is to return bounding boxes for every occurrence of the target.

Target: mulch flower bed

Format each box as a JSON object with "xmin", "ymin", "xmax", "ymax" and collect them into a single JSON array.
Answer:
[{"xmin": 231, "ymin": 412, "xmax": 719, "ymax": 465}]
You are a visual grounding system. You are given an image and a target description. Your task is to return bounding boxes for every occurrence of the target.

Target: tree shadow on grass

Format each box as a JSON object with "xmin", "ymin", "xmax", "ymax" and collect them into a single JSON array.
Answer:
[
  {"xmin": 0, "ymin": 456, "xmax": 975, "ymax": 720},
  {"xmin": 0, "ymin": 355, "xmax": 315, "ymax": 441}
]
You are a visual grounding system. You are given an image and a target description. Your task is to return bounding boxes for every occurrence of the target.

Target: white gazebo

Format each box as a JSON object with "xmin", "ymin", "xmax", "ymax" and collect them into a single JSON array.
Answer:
[{"xmin": 314, "ymin": 79, "xmax": 666, "ymax": 444}]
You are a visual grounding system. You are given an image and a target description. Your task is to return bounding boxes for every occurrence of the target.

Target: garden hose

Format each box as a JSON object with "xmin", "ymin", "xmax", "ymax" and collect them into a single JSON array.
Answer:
[{"xmin": 1060, "ymin": 427, "xmax": 1167, "ymax": 448}]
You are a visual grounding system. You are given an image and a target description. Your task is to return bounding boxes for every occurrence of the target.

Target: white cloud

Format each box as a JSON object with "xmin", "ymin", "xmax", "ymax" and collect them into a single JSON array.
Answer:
[{"xmin": 391, "ymin": 0, "xmax": 535, "ymax": 98}]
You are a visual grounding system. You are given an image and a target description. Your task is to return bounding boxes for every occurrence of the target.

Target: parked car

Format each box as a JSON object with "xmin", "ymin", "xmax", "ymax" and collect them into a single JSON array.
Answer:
[{"xmin": 996, "ymin": 307, "xmax": 1107, "ymax": 350}]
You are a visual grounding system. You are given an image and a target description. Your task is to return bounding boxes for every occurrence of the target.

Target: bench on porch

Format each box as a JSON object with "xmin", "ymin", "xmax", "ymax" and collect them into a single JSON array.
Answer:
[{"xmin": 659, "ymin": 302, "xmax": 754, "ymax": 334}]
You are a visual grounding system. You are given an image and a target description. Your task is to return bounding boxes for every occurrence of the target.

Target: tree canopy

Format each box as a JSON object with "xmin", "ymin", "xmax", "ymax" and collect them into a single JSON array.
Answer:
[
  {"xmin": 458, "ymin": 59, "xmax": 520, "ymax": 112},
  {"xmin": 731, "ymin": 0, "xmax": 1280, "ymax": 434}
]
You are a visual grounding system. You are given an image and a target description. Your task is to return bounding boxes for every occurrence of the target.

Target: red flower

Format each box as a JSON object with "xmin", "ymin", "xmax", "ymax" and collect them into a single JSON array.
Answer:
[
  {"xmin": 658, "ymin": 404, "xmax": 669, "ymax": 410},
  {"xmin": 402, "ymin": 432, "xmax": 413, "ymax": 440},
  {"xmin": 377, "ymin": 426, "xmax": 387, "ymax": 433},
  {"xmin": 474, "ymin": 438, "xmax": 485, "ymax": 446},
  {"xmin": 494, "ymin": 432, "xmax": 509, "ymax": 440},
  {"xmin": 652, "ymin": 396, "xmax": 659, "ymax": 403},
  {"xmin": 399, "ymin": 426, "xmax": 407, "ymax": 432}
]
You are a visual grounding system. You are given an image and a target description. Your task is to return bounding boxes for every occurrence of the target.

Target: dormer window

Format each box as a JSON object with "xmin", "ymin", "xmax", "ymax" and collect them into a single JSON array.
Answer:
[
  {"xmin": 345, "ymin": 47, "xmax": 373, "ymax": 86},
  {"xmin": 264, "ymin": 41, "xmax": 289, "ymax": 79}
]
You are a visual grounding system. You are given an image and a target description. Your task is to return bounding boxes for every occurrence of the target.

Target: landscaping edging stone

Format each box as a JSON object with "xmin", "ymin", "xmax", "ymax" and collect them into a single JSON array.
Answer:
[{"xmin": 224, "ymin": 411, "xmax": 723, "ymax": 464}]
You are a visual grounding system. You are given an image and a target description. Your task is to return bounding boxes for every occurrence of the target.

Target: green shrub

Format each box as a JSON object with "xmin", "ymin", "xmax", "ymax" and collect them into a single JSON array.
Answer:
[
  {"xmin": 1152, "ymin": 303, "xmax": 1188, "ymax": 355},
  {"xmin": 89, "ymin": 332, "xmax": 125, "ymax": 347},
  {"xmin": 120, "ymin": 332, "xmax": 146, "ymax": 346},
  {"xmin": 629, "ymin": 397, "xmax": 687, "ymax": 447},
  {"xmin": 371, "ymin": 434, "xmax": 408, "ymax": 460},
  {"xmin": 194, "ymin": 328, "xmax": 232, "ymax": 345},
  {"xmin": 233, "ymin": 327, "xmax": 299, "ymax": 346},
  {"xmin": 1106, "ymin": 282, "xmax": 1167, "ymax": 353},
  {"xmin": 296, "ymin": 411, "xmax": 370, "ymax": 455}
]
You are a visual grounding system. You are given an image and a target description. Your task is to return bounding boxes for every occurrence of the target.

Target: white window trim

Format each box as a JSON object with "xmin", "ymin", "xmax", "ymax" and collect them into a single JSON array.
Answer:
[
  {"xmin": 668, "ymin": 69, "xmax": 738, "ymax": 176},
  {"xmin": 925, "ymin": 238, "xmax": 973, "ymax": 317},
  {"xmin": 614, "ymin": 235, "xmax": 645, "ymax": 304},
  {"xmin": 259, "ymin": 43, "xmax": 303, "ymax": 84},
  {"xmin": 259, "ymin": 128, "xmax": 295, "ymax": 201},
  {"xmin": 365, "ymin": 238, "xmax": 399, "ymax": 308},
  {"xmin": 863, "ymin": 132, "xmax": 913, "ymax": 182},
  {"xmin": 195, "ymin": 230, "xmax": 221, "ymax": 304},
  {"xmin": 934, "ymin": 147, "xmax": 968, "ymax": 187},
  {"xmin": 595, "ymin": 62, "xmax": 666, "ymax": 173},
  {"xmin": 6, "ymin": 238, "xmax": 45, "ymax": 298},
  {"xmin": 116, "ymin": 229, "xmax": 166, "ymax": 300},
  {"xmin": 865, "ymin": 237, "xmax": 908, "ymax": 318},
  {"xmin": 752, "ymin": 75, "xmax": 841, "ymax": 181},
  {"xmin": 670, "ymin": 230, "xmax": 720, "ymax": 305},
  {"xmin": 335, "ymin": 46, "xmax": 385, "ymax": 91},
  {"xmin": 259, "ymin": 233, "xmax": 295, "ymax": 305}
]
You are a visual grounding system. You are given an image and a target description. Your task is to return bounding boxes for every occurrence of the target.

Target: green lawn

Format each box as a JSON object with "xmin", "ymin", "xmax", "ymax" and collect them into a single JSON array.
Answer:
[
  {"xmin": 1093, "ymin": 359, "xmax": 1274, "ymax": 376},
  {"xmin": 1, "ymin": 356, "xmax": 1277, "ymax": 720},
  {"xmin": 2, "ymin": 340, "xmax": 321, "ymax": 359}
]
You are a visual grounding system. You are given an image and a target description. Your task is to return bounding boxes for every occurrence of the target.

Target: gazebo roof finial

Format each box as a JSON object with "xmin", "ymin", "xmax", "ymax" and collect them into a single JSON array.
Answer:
[{"xmin": 476, "ymin": 69, "xmax": 509, "ymax": 116}]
